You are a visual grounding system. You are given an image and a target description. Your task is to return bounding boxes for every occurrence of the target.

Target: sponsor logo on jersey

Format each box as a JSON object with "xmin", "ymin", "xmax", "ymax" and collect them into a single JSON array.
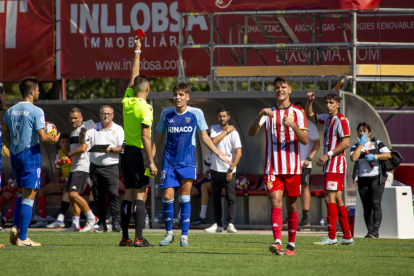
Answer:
[
  {"xmin": 185, "ymin": 117, "xmax": 191, "ymax": 123},
  {"xmin": 169, "ymin": 118, "xmax": 174, "ymax": 123},
  {"xmin": 168, "ymin": 126, "xmax": 193, "ymax": 133}
]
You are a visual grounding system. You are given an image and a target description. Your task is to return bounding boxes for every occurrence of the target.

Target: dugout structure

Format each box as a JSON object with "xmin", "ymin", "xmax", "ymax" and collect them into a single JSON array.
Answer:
[{"xmin": 2, "ymin": 90, "xmax": 389, "ymax": 226}]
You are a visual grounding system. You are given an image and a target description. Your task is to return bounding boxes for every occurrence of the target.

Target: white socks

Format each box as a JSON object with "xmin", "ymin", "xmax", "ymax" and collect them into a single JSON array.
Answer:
[
  {"xmin": 275, "ymin": 239, "xmax": 282, "ymax": 245},
  {"xmin": 181, "ymin": 235, "xmax": 188, "ymax": 242},
  {"xmin": 167, "ymin": 230, "xmax": 173, "ymax": 236},
  {"xmin": 288, "ymin": 242, "xmax": 295, "ymax": 248},
  {"xmin": 85, "ymin": 210, "xmax": 95, "ymax": 221},
  {"xmin": 73, "ymin": 216, "xmax": 80, "ymax": 228},
  {"xmin": 57, "ymin": 214, "xmax": 65, "ymax": 222},
  {"xmin": 199, "ymin": 205, "xmax": 207, "ymax": 219}
]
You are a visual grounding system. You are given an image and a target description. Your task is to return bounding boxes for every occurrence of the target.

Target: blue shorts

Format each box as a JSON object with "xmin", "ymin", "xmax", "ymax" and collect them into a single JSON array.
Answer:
[
  {"xmin": 160, "ymin": 167, "xmax": 196, "ymax": 190},
  {"xmin": 11, "ymin": 144, "xmax": 41, "ymax": 190}
]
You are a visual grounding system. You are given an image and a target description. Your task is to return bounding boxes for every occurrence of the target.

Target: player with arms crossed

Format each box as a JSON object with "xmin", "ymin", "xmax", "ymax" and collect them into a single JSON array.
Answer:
[
  {"xmin": 248, "ymin": 77, "xmax": 308, "ymax": 256},
  {"xmin": 152, "ymin": 83, "xmax": 232, "ymax": 247},
  {"xmin": 305, "ymin": 92, "xmax": 354, "ymax": 245},
  {"xmin": 2, "ymin": 77, "xmax": 59, "ymax": 246}
]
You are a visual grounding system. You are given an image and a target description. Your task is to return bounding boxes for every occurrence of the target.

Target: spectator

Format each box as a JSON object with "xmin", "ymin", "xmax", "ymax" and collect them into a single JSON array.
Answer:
[
  {"xmin": 350, "ymin": 122, "xmax": 391, "ymax": 238},
  {"xmin": 294, "ymin": 102, "xmax": 320, "ymax": 226},
  {"xmin": 205, "ymin": 107, "xmax": 242, "ymax": 234},
  {"xmin": 87, "ymin": 105, "xmax": 124, "ymax": 233}
]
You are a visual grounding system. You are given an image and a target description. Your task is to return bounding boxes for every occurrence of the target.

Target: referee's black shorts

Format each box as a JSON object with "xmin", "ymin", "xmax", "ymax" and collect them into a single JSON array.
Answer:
[{"xmin": 121, "ymin": 145, "xmax": 150, "ymax": 189}]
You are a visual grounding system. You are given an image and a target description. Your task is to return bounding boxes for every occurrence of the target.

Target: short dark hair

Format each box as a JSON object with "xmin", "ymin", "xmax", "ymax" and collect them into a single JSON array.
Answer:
[
  {"xmin": 217, "ymin": 107, "xmax": 230, "ymax": 115},
  {"xmin": 134, "ymin": 75, "xmax": 150, "ymax": 93},
  {"xmin": 357, "ymin": 122, "xmax": 371, "ymax": 133},
  {"xmin": 70, "ymin": 108, "xmax": 82, "ymax": 116},
  {"xmin": 173, "ymin": 82, "xmax": 191, "ymax": 94},
  {"xmin": 294, "ymin": 102, "xmax": 304, "ymax": 109},
  {"xmin": 273, "ymin": 76, "xmax": 291, "ymax": 87},
  {"xmin": 19, "ymin": 76, "xmax": 38, "ymax": 98},
  {"xmin": 0, "ymin": 86, "xmax": 4, "ymax": 94},
  {"xmin": 60, "ymin": 133, "xmax": 70, "ymax": 140},
  {"xmin": 324, "ymin": 93, "xmax": 342, "ymax": 103},
  {"xmin": 100, "ymin": 105, "xmax": 114, "ymax": 114}
]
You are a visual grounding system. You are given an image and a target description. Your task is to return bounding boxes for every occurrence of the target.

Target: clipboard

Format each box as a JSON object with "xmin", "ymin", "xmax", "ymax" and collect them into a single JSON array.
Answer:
[{"xmin": 89, "ymin": 144, "xmax": 110, "ymax": 153}]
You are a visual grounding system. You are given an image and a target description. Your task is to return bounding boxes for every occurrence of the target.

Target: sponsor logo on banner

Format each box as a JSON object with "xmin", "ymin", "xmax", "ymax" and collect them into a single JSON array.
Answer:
[{"xmin": 215, "ymin": 0, "xmax": 232, "ymax": 9}]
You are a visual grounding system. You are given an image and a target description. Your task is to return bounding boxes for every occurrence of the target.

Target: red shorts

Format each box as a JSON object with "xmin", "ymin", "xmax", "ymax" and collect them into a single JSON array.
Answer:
[
  {"xmin": 324, "ymin": 173, "xmax": 345, "ymax": 191},
  {"xmin": 264, "ymin": 174, "xmax": 301, "ymax": 197}
]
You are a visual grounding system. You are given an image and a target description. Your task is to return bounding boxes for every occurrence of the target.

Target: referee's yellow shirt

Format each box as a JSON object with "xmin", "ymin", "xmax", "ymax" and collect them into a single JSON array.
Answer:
[{"xmin": 122, "ymin": 88, "xmax": 153, "ymax": 149}]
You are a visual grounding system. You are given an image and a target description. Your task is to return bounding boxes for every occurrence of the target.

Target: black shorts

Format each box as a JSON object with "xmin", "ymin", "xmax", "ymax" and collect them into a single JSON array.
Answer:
[
  {"xmin": 301, "ymin": 168, "xmax": 311, "ymax": 185},
  {"xmin": 67, "ymin": 171, "xmax": 89, "ymax": 193},
  {"xmin": 121, "ymin": 145, "xmax": 150, "ymax": 189},
  {"xmin": 193, "ymin": 178, "xmax": 211, "ymax": 195}
]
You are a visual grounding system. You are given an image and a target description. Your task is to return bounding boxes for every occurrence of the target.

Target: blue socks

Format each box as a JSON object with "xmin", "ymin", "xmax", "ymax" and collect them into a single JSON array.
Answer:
[
  {"xmin": 162, "ymin": 199, "xmax": 174, "ymax": 232},
  {"xmin": 13, "ymin": 194, "xmax": 22, "ymax": 229},
  {"xmin": 19, "ymin": 198, "xmax": 34, "ymax": 240},
  {"xmin": 179, "ymin": 195, "xmax": 191, "ymax": 236}
]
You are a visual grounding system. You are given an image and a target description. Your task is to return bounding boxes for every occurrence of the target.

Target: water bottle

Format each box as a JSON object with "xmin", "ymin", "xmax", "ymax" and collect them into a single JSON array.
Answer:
[
  {"xmin": 144, "ymin": 214, "xmax": 150, "ymax": 229},
  {"xmin": 320, "ymin": 216, "xmax": 325, "ymax": 226},
  {"xmin": 153, "ymin": 211, "xmax": 160, "ymax": 229}
]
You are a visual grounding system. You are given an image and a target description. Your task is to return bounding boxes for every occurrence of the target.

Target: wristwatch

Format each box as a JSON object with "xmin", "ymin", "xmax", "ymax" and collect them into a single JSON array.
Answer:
[
  {"xmin": 306, "ymin": 157, "xmax": 312, "ymax": 161},
  {"xmin": 110, "ymin": 148, "xmax": 113, "ymax": 153}
]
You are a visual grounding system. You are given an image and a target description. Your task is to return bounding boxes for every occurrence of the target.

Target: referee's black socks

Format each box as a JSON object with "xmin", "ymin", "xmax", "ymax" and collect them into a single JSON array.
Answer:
[
  {"xmin": 134, "ymin": 200, "xmax": 146, "ymax": 240},
  {"xmin": 121, "ymin": 200, "xmax": 132, "ymax": 240}
]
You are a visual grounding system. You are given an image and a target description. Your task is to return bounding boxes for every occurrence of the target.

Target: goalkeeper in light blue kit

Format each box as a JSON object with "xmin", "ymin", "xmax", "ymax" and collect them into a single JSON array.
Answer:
[
  {"xmin": 2, "ymin": 77, "xmax": 59, "ymax": 246},
  {"xmin": 152, "ymin": 83, "xmax": 232, "ymax": 247}
]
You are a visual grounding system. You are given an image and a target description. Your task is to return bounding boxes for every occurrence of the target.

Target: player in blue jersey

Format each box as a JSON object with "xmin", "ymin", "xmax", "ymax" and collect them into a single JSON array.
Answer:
[
  {"xmin": 152, "ymin": 83, "xmax": 232, "ymax": 247},
  {"xmin": 2, "ymin": 77, "xmax": 59, "ymax": 246}
]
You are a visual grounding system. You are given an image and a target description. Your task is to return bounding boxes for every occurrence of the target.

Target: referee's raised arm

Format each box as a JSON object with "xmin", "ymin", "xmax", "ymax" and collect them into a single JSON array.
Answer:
[{"xmin": 128, "ymin": 36, "xmax": 142, "ymax": 89}]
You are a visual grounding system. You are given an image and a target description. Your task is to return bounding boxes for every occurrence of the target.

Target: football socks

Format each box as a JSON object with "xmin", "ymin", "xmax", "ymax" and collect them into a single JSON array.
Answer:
[
  {"xmin": 327, "ymin": 203, "xmax": 338, "ymax": 240},
  {"xmin": 18, "ymin": 198, "xmax": 34, "ymax": 240},
  {"xmin": 59, "ymin": 200, "xmax": 70, "ymax": 217},
  {"xmin": 134, "ymin": 200, "xmax": 146, "ymax": 240},
  {"xmin": 271, "ymin": 208, "xmax": 283, "ymax": 241},
  {"xmin": 120, "ymin": 200, "xmax": 132, "ymax": 240},
  {"xmin": 13, "ymin": 194, "xmax": 22, "ymax": 229},
  {"xmin": 338, "ymin": 205, "xmax": 352, "ymax": 239},
  {"xmin": 38, "ymin": 196, "xmax": 47, "ymax": 219},
  {"xmin": 287, "ymin": 211, "xmax": 298, "ymax": 243},
  {"xmin": 163, "ymin": 199, "xmax": 174, "ymax": 232},
  {"xmin": 200, "ymin": 205, "xmax": 207, "ymax": 220},
  {"xmin": 0, "ymin": 196, "xmax": 7, "ymax": 210},
  {"xmin": 85, "ymin": 210, "xmax": 95, "ymax": 221},
  {"xmin": 179, "ymin": 195, "xmax": 191, "ymax": 236},
  {"xmin": 302, "ymin": 209, "xmax": 309, "ymax": 221},
  {"xmin": 4, "ymin": 195, "xmax": 18, "ymax": 221},
  {"xmin": 72, "ymin": 216, "xmax": 80, "ymax": 228}
]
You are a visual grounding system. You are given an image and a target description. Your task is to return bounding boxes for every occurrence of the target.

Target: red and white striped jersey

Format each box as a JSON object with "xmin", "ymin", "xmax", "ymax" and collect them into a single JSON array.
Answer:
[
  {"xmin": 259, "ymin": 104, "xmax": 308, "ymax": 175},
  {"xmin": 315, "ymin": 113, "xmax": 350, "ymax": 173}
]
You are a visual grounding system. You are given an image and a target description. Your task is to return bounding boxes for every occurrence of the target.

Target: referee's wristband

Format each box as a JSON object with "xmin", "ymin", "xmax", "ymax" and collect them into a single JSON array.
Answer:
[
  {"xmin": 327, "ymin": 151, "xmax": 334, "ymax": 158},
  {"xmin": 134, "ymin": 50, "xmax": 141, "ymax": 53}
]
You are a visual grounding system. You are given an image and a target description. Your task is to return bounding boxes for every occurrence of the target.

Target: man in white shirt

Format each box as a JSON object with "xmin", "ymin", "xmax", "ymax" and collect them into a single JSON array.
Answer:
[
  {"xmin": 294, "ymin": 102, "xmax": 320, "ymax": 226},
  {"xmin": 87, "ymin": 105, "xmax": 124, "ymax": 232},
  {"xmin": 60, "ymin": 108, "xmax": 96, "ymax": 232},
  {"xmin": 205, "ymin": 108, "xmax": 242, "ymax": 234}
]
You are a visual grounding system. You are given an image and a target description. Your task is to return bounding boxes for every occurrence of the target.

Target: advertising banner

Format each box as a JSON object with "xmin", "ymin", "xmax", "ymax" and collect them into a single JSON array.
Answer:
[
  {"xmin": 0, "ymin": 0, "xmax": 55, "ymax": 82},
  {"xmin": 60, "ymin": 0, "xmax": 210, "ymax": 79}
]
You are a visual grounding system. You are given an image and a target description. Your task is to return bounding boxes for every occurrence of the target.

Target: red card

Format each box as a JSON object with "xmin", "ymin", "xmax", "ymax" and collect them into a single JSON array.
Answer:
[{"xmin": 134, "ymin": 29, "xmax": 146, "ymax": 38}]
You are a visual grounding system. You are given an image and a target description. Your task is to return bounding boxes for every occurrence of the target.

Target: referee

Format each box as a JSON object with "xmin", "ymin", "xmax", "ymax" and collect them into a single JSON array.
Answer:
[
  {"xmin": 87, "ymin": 105, "xmax": 124, "ymax": 232},
  {"xmin": 119, "ymin": 35, "xmax": 157, "ymax": 247}
]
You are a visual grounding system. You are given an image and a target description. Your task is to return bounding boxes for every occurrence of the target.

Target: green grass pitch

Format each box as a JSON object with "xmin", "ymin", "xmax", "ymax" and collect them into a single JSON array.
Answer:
[{"xmin": 1, "ymin": 231, "xmax": 413, "ymax": 276}]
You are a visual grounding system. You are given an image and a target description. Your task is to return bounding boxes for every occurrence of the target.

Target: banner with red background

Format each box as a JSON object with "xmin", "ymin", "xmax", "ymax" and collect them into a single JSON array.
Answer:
[
  {"xmin": 0, "ymin": 0, "xmax": 55, "ymax": 82},
  {"xmin": 60, "ymin": 0, "xmax": 211, "ymax": 79},
  {"xmin": 60, "ymin": 0, "xmax": 414, "ymax": 79},
  {"xmin": 178, "ymin": 0, "xmax": 381, "ymax": 13}
]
